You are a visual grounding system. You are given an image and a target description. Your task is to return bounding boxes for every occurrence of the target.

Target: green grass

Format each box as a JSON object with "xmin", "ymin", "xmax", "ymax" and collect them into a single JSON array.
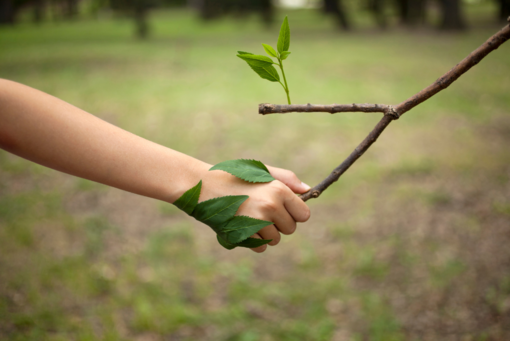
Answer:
[{"xmin": 1, "ymin": 6, "xmax": 510, "ymax": 340}]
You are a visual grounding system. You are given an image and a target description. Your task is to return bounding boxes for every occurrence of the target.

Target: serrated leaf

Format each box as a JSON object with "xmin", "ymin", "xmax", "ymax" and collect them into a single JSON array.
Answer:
[
  {"xmin": 237, "ymin": 237, "xmax": 272, "ymax": 248},
  {"xmin": 262, "ymin": 44, "xmax": 277, "ymax": 58},
  {"xmin": 237, "ymin": 51, "xmax": 253, "ymax": 55},
  {"xmin": 210, "ymin": 159, "xmax": 275, "ymax": 183},
  {"xmin": 217, "ymin": 235, "xmax": 237, "ymax": 250},
  {"xmin": 237, "ymin": 54, "xmax": 273, "ymax": 67},
  {"xmin": 217, "ymin": 235, "xmax": 272, "ymax": 250},
  {"xmin": 248, "ymin": 64, "xmax": 280, "ymax": 82},
  {"xmin": 173, "ymin": 180, "xmax": 202, "ymax": 215},
  {"xmin": 280, "ymin": 51, "xmax": 291, "ymax": 60},
  {"xmin": 192, "ymin": 195, "xmax": 248, "ymax": 230},
  {"xmin": 277, "ymin": 16, "xmax": 290, "ymax": 53},
  {"xmin": 219, "ymin": 215, "xmax": 272, "ymax": 244}
]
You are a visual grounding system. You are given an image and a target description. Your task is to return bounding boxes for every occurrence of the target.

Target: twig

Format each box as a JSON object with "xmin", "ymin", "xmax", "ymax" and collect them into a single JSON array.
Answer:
[
  {"xmin": 259, "ymin": 103, "xmax": 392, "ymax": 115},
  {"xmin": 259, "ymin": 21, "xmax": 510, "ymax": 202}
]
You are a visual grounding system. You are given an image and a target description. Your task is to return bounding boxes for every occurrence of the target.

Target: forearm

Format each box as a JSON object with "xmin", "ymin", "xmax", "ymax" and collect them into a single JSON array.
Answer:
[{"xmin": 0, "ymin": 79, "xmax": 206, "ymax": 203}]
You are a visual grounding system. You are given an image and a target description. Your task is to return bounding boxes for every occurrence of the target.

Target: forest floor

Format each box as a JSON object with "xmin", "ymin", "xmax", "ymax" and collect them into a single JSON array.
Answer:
[{"xmin": 1, "ymin": 7, "xmax": 510, "ymax": 341}]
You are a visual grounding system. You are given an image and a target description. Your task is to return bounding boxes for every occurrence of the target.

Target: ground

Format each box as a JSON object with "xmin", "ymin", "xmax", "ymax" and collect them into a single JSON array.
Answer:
[{"xmin": 0, "ymin": 7, "xmax": 510, "ymax": 341}]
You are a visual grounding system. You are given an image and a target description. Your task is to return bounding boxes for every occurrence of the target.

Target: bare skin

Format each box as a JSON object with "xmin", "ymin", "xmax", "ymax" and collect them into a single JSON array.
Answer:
[{"xmin": 0, "ymin": 79, "xmax": 311, "ymax": 252}]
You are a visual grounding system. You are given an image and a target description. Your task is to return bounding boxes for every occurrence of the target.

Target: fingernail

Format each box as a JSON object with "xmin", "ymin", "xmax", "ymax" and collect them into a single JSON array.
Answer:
[{"xmin": 301, "ymin": 182, "xmax": 311, "ymax": 191}]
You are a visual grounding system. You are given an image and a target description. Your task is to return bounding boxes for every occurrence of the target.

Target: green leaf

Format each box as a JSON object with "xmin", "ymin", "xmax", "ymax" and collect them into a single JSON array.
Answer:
[
  {"xmin": 192, "ymin": 195, "xmax": 248, "ymax": 230},
  {"xmin": 210, "ymin": 159, "xmax": 275, "ymax": 183},
  {"xmin": 217, "ymin": 235, "xmax": 237, "ymax": 250},
  {"xmin": 280, "ymin": 51, "xmax": 291, "ymax": 60},
  {"xmin": 217, "ymin": 235, "xmax": 272, "ymax": 250},
  {"xmin": 237, "ymin": 51, "xmax": 253, "ymax": 55},
  {"xmin": 219, "ymin": 215, "xmax": 272, "ymax": 244},
  {"xmin": 277, "ymin": 16, "xmax": 290, "ymax": 53},
  {"xmin": 247, "ymin": 64, "xmax": 280, "ymax": 82},
  {"xmin": 237, "ymin": 54, "xmax": 273, "ymax": 67},
  {"xmin": 172, "ymin": 180, "xmax": 202, "ymax": 215},
  {"xmin": 262, "ymin": 44, "xmax": 277, "ymax": 58},
  {"xmin": 237, "ymin": 237, "xmax": 272, "ymax": 248}
]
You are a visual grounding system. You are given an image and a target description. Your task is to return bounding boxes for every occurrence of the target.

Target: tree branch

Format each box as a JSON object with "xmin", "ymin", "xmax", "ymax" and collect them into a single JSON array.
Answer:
[{"xmin": 259, "ymin": 21, "xmax": 510, "ymax": 202}]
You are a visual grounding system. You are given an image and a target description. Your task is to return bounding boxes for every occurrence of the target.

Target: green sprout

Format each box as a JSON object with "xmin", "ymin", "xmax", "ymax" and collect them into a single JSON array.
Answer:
[{"xmin": 237, "ymin": 16, "xmax": 292, "ymax": 104}]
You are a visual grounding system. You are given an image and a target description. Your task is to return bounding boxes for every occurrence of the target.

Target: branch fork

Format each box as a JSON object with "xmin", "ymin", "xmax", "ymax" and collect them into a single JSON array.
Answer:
[{"xmin": 259, "ymin": 22, "xmax": 510, "ymax": 202}]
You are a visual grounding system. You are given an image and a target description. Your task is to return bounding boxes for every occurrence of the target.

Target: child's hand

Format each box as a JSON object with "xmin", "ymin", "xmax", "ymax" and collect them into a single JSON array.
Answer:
[{"xmin": 196, "ymin": 163, "xmax": 311, "ymax": 253}]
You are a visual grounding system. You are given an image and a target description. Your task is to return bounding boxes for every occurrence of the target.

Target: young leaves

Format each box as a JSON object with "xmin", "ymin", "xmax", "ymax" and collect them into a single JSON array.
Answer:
[
  {"xmin": 237, "ymin": 54, "xmax": 274, "ymax": 67},
  {"xmin": 172, "ymin": 159, "xmax": 276, "ymax": 250},
  {"xmin": 237, "ymin": 16, "xmax": 292, "ymax": 104},
  {"xmin": 277, "ymin": 16, "xmax": 290, "ymax": 54},
  {"xmin": 237, "ymin": 53, "xmax": 280, "ymax": 83},
  {"xmin": 280, "ymin": 51, "xmax": 291, "ymax": 60},
  {"xmin": 262, "ymin": 44, "xmax": 278, "ymax": 58},
  {"xmin": 209, "ymin": 159, "xmax": 275, "ymax": 183},
  {"xmin": 248, "ymin": 65, "xmax": 280, "ymax": 83}
]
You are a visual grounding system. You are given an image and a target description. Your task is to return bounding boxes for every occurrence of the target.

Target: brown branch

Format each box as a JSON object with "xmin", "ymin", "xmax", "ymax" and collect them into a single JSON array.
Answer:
[
  {"xmin": 259, "ymin": 103, "xmax": 392, "ymax": 115},
  {"xmin": 259, "ymin": 21, "xmax": 510, "ymax": 202}
]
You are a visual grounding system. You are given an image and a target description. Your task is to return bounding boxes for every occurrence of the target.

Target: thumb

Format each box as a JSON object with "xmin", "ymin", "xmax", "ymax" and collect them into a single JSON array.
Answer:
[{"xmin": 266, "ymin": 165, "xmax": 311, "ymax": 194}]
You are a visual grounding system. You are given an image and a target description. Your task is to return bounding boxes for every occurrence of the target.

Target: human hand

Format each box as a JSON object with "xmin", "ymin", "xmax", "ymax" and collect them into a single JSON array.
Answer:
[{"xmin": 196, "ymin": 163, "xmax": 311, "ymax": 253}]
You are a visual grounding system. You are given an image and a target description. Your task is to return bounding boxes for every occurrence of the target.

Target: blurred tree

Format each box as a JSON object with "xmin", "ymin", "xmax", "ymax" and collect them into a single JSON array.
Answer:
[
  {"xmin": 322, "ymin": 0, "xmax": 350, "ymax": 30},
  {"xmin": 64, "ymin": 0, "xmax": 78, "ymax": 18},
  {"xmin": 438, "ymin": 0, "xmax": 466, "ymax": 30},
  {"xmin": 189, "ymin": 0, "xmax": 273, "ymax": 26},
  {"xmin": 367, "ymin": 0, "xmax": 387, "ymax": 29},
  {"xmin": 496, "ymin": 0, "xmax": 510, "ymax": 21},
  {"xmin": 0, "ymin": 0, "xmax": 15, "ymax": 24},
  {"xmin": 0, "ymin": 0, "xmax": 31, "ymax": 24},
  {"xmin": 110, "ymin": 0, "xmax": 157, "ymax": 38},
  {"xmin": 394, "ymin": 0, "xmax": 427, "ymax": 26},
  {"xmin": 32, "ymin": 0, "xmax": 44, "ymax": 23}
]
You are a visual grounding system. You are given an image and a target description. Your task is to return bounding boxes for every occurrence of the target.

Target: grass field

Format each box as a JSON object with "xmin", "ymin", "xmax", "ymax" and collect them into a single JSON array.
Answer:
[{"xmin": 1, "ymin": 7, "xmax": 510, "ymax": 340}]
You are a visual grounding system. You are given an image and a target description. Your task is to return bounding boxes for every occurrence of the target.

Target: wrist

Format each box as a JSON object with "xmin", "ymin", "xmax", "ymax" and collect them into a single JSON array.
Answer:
[{"xmin": 167, "ymin": 157, "xmax": 211, "ymax": 204}]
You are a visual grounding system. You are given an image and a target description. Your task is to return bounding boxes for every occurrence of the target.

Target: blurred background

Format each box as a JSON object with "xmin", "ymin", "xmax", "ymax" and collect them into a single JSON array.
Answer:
[{"xmin": 1, "ymin": 0, "xmax": 510, "ymax": 340}]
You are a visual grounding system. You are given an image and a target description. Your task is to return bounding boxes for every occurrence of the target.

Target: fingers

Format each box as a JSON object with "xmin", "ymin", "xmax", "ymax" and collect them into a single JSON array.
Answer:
[
  {"xmin": 266, "ymin": 165, "xmax": 311, "ymax": 194},
  {"xmin": 258, "ymin": 224, "xmax": 281, "ymax": 246},
  {"xmin": 250, "ymin": 233, "xmax": 268, "ymax": 253},
  {"xmin": 283, "ymin": 188, "xmax": 311, "ymax": 223}
]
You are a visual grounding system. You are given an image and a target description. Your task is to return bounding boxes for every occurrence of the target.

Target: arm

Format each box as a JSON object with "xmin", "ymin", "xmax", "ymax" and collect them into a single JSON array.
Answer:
[{"xmin": 0, "ymin": 79, "xmax": 310, "ymax": 252}]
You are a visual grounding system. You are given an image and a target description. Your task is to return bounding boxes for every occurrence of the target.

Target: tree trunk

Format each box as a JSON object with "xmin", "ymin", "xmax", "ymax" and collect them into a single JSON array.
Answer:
[
  {"xmin": 497, "ymin": 0, "xmax": 510, "ymax": 21},
  {"xmin": 198, "ymin": 0, "xmax": 222, "ymax": 20},
  {"xmin": 33, "ymin": 0, "xmax": 45, "ymax": 23},
  {"xmin": 438, "ymin": 0, "xmax": 466, "ymax": 30},
  {"xmin": 394, "ymin": 0, "xmax": 427, "ymax": 26},
  {"xmin": 368, "ymin": 0, "xmax": 387, "ymax": 29},
  {"xmin": 0, "ymin": 0, "xmax": 15, "ymax": 24},
  {"xmin": 323, "ymin": 0, "xmax": 350, "ymax": 31},
  {"xmin": 134, "ymin": 6, "xmax": 149, "ymax": 39},
  {"xmin": 258, "ymin": 0, "xmax": 273, "ymax": 27}
]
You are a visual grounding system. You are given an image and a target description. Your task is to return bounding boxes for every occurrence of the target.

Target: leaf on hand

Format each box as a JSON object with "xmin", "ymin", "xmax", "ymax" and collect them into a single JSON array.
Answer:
[
  {"xmin": 210, "ymin": 159, "xmax": 275, "ymax": 183},
  {"xmin": 173, "ymin": 180, "xmax": 202, "ymax": 215},
  {"xmin": 192, "ymin": 195, "xmax": 248, "ymax": 230},
  {"xmin": 262, "ymin": 44, "xmax": 278, "ymax": 58},
  {"xmin": 219, "ymin": 215, "xmax": 272, "ymax": 244},
  {"xmin": 237, "ymin": 237, "xmax": 272, "ymax": 248},
  {"xmin": 217, "ymin": 235, "xmax": 237, "ymax": 250},
  {"xmin": 237, "ymin": 54, "xmax": 274, "ymax": 67},
  {"xmin": 277, "ymin": 16, "xmax": 290, "ymax": 53},
  {"xmin": 217, "ymin": 235, "xmax": 272, "ymax": 250},
  {"xmin": 280, "ymin": 51, "xmax": 291, "ymax": 60},
  {"xmin": 248, "ymin": 64, "xmax": 280, "ymax": 82}
]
